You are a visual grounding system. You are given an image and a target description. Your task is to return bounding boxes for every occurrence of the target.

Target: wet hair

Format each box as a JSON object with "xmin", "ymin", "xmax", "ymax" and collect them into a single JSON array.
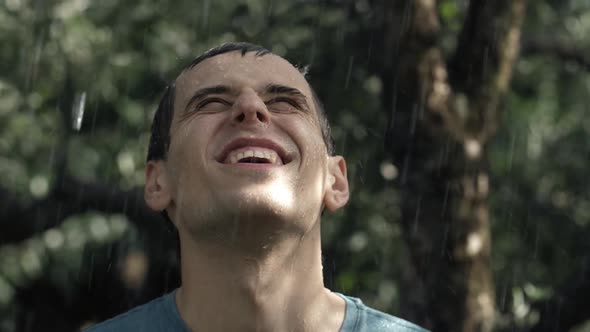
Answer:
[{"xmin": 146, "ymin": 42, "xmax": 335, "ymax": 163}]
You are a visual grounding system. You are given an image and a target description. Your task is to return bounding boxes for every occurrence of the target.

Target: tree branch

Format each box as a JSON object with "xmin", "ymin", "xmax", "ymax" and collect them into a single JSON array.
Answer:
[
  {"xmin": 0, "ymin": 175, "xmax": 166, "ymax": 245},
  {"xmin": 379, "ymin": 1, "xmax": 527, "ymax": 331},
  {"xmin": 522, "ymin": 38, "xmax": 590, "ymax": 71},
  {"xmin": 450, "ymin": 0, "xmax": 527, "ymax": 141}
]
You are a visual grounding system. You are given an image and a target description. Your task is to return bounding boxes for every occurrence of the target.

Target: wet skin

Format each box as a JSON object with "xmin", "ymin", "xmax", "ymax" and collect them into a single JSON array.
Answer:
[
  {"xmin": 144, "ymin": 51, "xmax": 349, "ymax": 332},
  {"xmin": 148, "ymin": 52, "xmax": 346, "ymax": 245}
]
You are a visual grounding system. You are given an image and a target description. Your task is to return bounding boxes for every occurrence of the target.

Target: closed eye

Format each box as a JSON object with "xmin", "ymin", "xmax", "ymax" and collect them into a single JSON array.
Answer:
[
  {"xmin": 195, "ymin": 98, "xmax": 231, "ymax": 112},
  {"xmin": 265, "ymin": 97, "xmax": 304, "ymax": 112}
]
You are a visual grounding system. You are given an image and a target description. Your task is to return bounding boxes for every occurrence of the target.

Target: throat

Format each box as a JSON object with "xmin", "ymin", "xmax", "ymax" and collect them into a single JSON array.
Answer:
[{"xmin": 176, "ymin": 232, "xmax": 333, "ymax": 331}]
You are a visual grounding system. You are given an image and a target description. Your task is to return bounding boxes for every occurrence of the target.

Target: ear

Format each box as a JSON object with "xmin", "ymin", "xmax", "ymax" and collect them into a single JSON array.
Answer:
[
  {"xmin": 145, "ymin": 160, "xmax": 172, "ymax": 212},
  {"xmin": 323, "ymin": 156, "xmax": 350, "ymax": 212}
]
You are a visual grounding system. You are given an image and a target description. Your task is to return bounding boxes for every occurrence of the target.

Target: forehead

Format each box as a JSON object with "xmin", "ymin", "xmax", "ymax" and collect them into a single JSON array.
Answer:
[{"xmin": 174, "ymin": 52, "xmax": 313, "ymax": 107}]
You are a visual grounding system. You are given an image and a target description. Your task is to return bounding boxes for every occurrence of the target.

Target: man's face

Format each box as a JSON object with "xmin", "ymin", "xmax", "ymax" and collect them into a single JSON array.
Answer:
[{"xmin": 150, "ymin": 51, "xmax": 345, "ymax": 240}]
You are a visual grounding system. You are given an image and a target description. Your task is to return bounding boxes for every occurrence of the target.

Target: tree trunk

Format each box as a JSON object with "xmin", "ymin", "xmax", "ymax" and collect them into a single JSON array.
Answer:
[{"xmin": 379, "ymin": 1, "xmax": 526, "ymax": 331}]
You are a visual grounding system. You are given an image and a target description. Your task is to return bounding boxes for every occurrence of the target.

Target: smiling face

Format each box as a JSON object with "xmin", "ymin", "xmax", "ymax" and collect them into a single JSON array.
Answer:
[{"xmin": 145, "ymin": 51, "xmax": 349, "ymax": 243}]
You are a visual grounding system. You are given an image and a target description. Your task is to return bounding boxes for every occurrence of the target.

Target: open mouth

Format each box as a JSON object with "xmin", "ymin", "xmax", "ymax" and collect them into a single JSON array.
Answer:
[
  {"xmin": 240, "ymin": 157, "xmax": 271, "ymax": 163},
  {"xmin": 224, "ymin": 147, "xmax": 283, "ymax": 165},
  {"xmin": 217, "ymin": 138, "xmax": 292, "ymax": 166}
]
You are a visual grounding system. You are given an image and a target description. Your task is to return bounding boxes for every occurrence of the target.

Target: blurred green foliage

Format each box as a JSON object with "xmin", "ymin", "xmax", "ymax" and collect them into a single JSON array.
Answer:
[{"xmin": 0, "ymin": 0, "xmax": 589, "ymax": 331}]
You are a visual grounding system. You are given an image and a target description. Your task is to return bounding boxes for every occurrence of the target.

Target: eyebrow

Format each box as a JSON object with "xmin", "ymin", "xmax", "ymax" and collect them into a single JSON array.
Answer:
[
  {"xmin": 185, "ymin": 85, "xmax": 233, "ymax": 111},
  {"xmin": 184, "ymin": 83, "xmax": 310, "ymax": 112},
  {"xmin": 264, "ymin": 83, "xmax": 305, "ymax": 97},
  {"xmin": 264, "ymin": 84, "xmax": 310, "ymax": 111}
]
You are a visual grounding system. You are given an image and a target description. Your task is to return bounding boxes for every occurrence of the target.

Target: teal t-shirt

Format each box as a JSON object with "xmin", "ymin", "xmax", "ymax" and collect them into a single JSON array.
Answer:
[{"xmin": 84, "ymin": 290, "xmax": 428, "ymax": 332}]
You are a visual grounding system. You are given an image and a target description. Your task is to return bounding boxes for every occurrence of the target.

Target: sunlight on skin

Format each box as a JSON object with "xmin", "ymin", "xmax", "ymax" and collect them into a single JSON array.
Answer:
[
  {"xmin": 162, "ymin": 52, "xmax": 332, "ymax": 249},
  {"xmin": 143, "ymin": 51, "xmax": 351, "ymax": 332}
]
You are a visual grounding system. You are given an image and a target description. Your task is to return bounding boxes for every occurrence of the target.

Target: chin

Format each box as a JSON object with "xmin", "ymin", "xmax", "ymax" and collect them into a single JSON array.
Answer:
[
  {"xmin": 184, "ymin": 198, "xmax": 303, "ymax": 242},
  {"xmin": 224, "ymin": 192, "xmax": 293, "ymax": 223},
  {"xmin": 224, "ymin": 182, "xmax": 295, "ymax": 213},
  {"xmin": 179, "ymin": 183, "xmax": 321, "ymax": 241}
]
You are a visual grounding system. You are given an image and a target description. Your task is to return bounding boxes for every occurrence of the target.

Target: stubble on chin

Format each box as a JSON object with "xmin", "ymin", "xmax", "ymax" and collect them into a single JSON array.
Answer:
[{"xmin": 181, "ymin": 190, "xmax": 313, "ymax": 249}]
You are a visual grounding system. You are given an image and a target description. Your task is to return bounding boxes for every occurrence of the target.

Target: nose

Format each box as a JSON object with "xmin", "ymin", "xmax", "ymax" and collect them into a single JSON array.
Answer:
[{"xmin": 231, "ymin": 89, "xmax": 270, "ymax": 126}]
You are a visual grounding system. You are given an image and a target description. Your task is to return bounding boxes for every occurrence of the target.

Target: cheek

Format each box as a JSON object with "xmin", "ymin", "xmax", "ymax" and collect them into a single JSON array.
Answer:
[
  {"xmin": 295, "ymin": 133, "xmax": 329, "ymax": 202},
  {"xmin": 167, "ymin": 119, "xmax": 216, "ymax": 181},
  {"xmin": 171, "ymin": 115, "xmax": 219, "ymax": 154},
  {"xmin": 287, "ymin": 114, "xmax": 326, "ymax": 147}
]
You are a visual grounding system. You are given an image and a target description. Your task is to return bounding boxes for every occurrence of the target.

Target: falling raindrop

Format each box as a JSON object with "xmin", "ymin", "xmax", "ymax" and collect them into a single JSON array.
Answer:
[
  {"xmin": 201, "ymin": 0, "xmax": 211, "ymax": 28},
  {"xmin": 72, "ymin": 92, "xmax": 87, "ymax": 131},
  {"xmin": 344, "ymin": 56, "xmax": 354, "ymax": 89}
]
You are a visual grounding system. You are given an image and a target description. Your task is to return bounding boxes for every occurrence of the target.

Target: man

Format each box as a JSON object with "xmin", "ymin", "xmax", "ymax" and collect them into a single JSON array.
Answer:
[{"xmin": 86, "ymin": 42, "xmax": 427, "ymax": 332}]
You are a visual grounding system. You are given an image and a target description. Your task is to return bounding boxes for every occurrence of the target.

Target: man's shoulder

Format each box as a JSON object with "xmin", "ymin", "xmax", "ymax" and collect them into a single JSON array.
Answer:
[
  {"xmin": 339, "ymin": 294, "xmax": 429, "ymax": 332},
  {"xmin": 83, "ymin": 291, "xmax": 188, "ymax": 332}
]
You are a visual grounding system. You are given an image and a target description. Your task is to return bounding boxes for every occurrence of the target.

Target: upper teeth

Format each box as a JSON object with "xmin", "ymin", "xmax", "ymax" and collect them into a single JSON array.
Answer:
[{"xmin": 226, "ymin": 147, "xmax": 281, "ymax": 165}]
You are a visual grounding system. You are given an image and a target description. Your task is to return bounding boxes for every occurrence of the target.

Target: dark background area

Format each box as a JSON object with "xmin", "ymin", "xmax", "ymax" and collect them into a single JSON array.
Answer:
[{"xmin": 0, "ymin": 0, "xmax": 589, "ymax": 331}]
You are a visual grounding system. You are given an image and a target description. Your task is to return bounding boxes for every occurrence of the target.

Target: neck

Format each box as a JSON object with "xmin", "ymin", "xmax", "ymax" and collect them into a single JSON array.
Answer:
[{"xmin": 175, "ymin": 221, "xmax": 345, "ymax": 332}]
